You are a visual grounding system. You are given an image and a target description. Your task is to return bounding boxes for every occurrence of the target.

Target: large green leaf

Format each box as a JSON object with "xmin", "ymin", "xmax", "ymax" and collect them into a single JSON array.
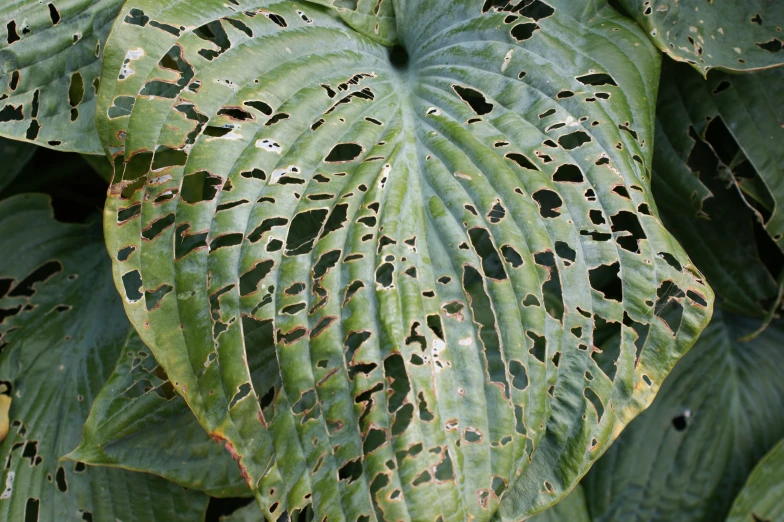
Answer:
[
  {"xmin": 0, "ymin": 0, "xmax": 125, "ymax": 153},
  {"xmin": 0, "ymin": 194, "xmax": 208, "ymax": 521},
  {"xmin": 583, "ymin": 310, "xmax": 784, "ymax": 522},
  {"xmin": 726, "ymin": 437, "xmax": 784, "ymax": 522},
  {"xmin": 97, "ymin": 1, "xmax": 713, "ymax": 520},
  {"xmin": 651, "ymin": 58, "xmax": 779, "ymax": 316},
  {"xmin": 68, "ymin": 329, "xmax": 251, "ymax": 498},
  {"xmin": 617, "ymin": 0, "xmax": 784, "ymax": 74}
]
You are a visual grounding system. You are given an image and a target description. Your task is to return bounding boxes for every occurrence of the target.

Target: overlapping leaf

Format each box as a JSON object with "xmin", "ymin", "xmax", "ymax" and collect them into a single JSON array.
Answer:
[
  {"xmin": 69, "ymin": 329, "xmax": 251, "ymax": 498},
  {"xmin": 305, "ymin": 0, "xmax": 397, "ymax": 46},
  {"xmin": 651, "ymin": 58, "xmax": 780, "ymax": 316},
  {"xmin": 583, "ymin": 310, "xmax": 784, "ymax": 522},
  {"xmin": 0, "ymin": 194, "xmax": 208, "ymax": 521},
  {"xmin": 97, "ymin": 1, "xmax": 712, "ymax": 520},
  {"xmin": 726, "ymin": 437, "xmax": 784, "ymax": 522},
  {"xmin": 618, "ymin": 0, "xmax": 784, "ymax": 74},
  {"xmin": 0, "ymin": 0, "xmax": 125, "ymax": 153}
]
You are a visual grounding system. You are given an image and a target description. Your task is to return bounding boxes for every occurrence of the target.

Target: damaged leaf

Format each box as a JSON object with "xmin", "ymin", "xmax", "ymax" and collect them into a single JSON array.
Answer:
[
  {"xmin": 68, "ymin": 329, "xmax": 251, "ymax": 498},
  {"xmin": 618, "ymin": 0, "xmax": 784, "ymax": 74},
  {"xmin": 584, "ymin": 310, "xmax": 784, "ymax": 522},
  {"xmin": 652, "ymin": 58, "xmax": 781, "ymax": 316},
  {"xmin": 0, "ymin": 0, "xmax": 125, "ymax": 153},
  {"xmin": 97, "ymin": 1, "xmax": 712, "ymax": 520},
  {"xmin": 0, "ymin": 194, "xmax": 208, "ymax": 521}
]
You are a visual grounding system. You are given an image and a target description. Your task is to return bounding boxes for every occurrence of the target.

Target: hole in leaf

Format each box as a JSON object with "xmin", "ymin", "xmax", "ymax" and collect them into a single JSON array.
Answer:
[
  {"xmin": 452, "ymin": 85, "xmax": 494, "ymax": 115},
  {"xmin": 553, "ymin": 164, "xmax": 584, "ymax": 182},
  {"xmin": 468, "ymin": 228, "xmax": 508, "ymax": 280},
  {"xmin": 584, "ymin": 387, "xmax": 604, "ymax": 422},
  {"xmin": 532, "ymin": 190, "xmax": 562, "ymax": 218},
  {"xmin": 464, "ymin": 265, "xmax": 509, "ymax": 395},
  {"xmin": 338, "ymin": 459, "xmax": 363, "ymax": 483},
  {"xmin": 558, "ymin": 131, "xmax": 592, "ymax": 150},
  {"xmin": 576, "ymin": 73, "xmax": 617, "ymax": 86},
  {"xmin": 285, "ymin": 209, "xmax": 329, "ymax": 256},
  {"xmin": 589, "ymin": 262, "xmax": 622, "ymax": 302},
  {"xmin": 325, "ymin": 143, "xmax": 363, "ymax": 163}
]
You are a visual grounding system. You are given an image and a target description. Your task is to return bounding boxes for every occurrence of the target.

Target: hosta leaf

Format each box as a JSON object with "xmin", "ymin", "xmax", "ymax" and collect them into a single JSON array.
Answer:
[
  {"xmin": 304, "ymin": 0, "xmax": 397, "ymax": 46},
  {"xmin": 69, "ymin": 329, "xmax": 251, "ymax": 498},
  {"xmin": 0, "ymin": 194, "xmax": 208, "ymax": 521},
  {"xmin": 617, "ymin": 0, "xmax": 784, "ymax": 74},
  {"xmin": 651, "ymin": 58, "xmax": 779, "ymax": 316},
  {"xmin": 726, "ymin": 438, "xmax": 784, "ymax": 522},
  {"xmin": 649, "ymin": 60, "xmax": 784, "ymax": 255},
  {"xmin": 0, "ymin": 0, "xmax": 125, "ymax": 153},
  {"xmin": 0, "ymin": 137, "xmax": 36, "ymax": 193},
  {"xmin": 97, "ymin": 1, "xmax": 712, "ymax": 520},
  {"xmin": 583, "ymin": 310, "xmax": 784, "ymax": 522}
]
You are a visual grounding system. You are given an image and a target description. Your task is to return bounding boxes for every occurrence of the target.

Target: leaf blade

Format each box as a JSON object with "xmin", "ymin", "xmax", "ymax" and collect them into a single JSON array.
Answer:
[{"xmin": 97, "ymin": 1, "xmax": 713, "ymax": 520}]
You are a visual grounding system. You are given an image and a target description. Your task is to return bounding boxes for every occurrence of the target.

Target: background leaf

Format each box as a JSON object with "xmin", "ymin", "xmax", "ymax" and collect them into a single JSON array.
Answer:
[
  {"xmin": 0, "ymin": 194, "xmax": 208, "ymax": 521},
  {"xmin": 69, "ymin": 329, "xmax": 252, "ymax": 499},
  {"xmin": 617, "ymin": 0, "xmax": 784, "ymax": 74},
  {"xmin": 304, "ymin": 0, "xmax": 397, "ymax": 46},
  {"xmin": 651, "ymin": 58, "xmax": 782, "ymax": 316},
  {"xmin": 583, "ymin": 310, "xmax": 784, "ymax": 522},
  {"xmin": 726, "ymin": 437, "xmax": 784, "ymax": 522},
  {"xmin": 0, "ymin": 0, "xmax": 125, "ymax": 153},
  {"xmin": 97, "ymin": 0, "xmax": 712, "ymax": 520}
]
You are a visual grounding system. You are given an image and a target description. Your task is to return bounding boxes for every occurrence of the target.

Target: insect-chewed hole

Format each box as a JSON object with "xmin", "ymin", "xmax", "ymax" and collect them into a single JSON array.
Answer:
[
  {"xmin": 452, "ymin": 85, "xmax": 494, "ymax": 115},
  {"xmin": 325, "ymin": 143, "xmax": 363, "ymax": 163}
]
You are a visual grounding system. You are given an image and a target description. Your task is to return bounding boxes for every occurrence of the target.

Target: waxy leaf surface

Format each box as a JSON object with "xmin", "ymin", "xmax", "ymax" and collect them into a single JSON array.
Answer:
[{"xmin": 98, "ymin": 1, "xmax": 713, "ymax": 520}]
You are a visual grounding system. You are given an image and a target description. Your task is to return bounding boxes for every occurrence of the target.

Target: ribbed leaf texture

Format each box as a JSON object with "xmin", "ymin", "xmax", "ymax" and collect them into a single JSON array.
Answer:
[
  {"xmin": 0, "ymin": 0, "xmax": 125, "ymax": 153},
  {"xmin": 97, "ymin": 1, "xmax": 713, "ymax": 520}
]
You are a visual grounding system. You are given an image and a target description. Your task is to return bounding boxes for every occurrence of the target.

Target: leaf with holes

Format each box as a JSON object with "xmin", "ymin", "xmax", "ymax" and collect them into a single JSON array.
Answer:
[
  {"xmin": 618, "ymin": 0, "xmax": 784, "ymax": 74},
  {"xmin": 67, "ymin": 329, "xmax": 251, "ymax": 499},
  {"xmin": 0, "ymin": 0, "xmax": 125, "ymax": 153},
  {"xmin": 304, "ymin": 0, "xmax": 397, "ymax": 46},
  {"xmin": 726, "ymin": 437, "xmax": 784, "ymax": 522},
  {"xmin": 583, "ymin": 310, "xmax": 784, "ymax": 522},
  {"xmin": 651, "ymin": 58, "xmax": 780, "ymax": 316},
  {"xmin": 97, "ymin": 1, "xmax": 713, "ymax": 520},
  {"xmin": 654, "ymin": 60, "xmax": 784, "ymax": 254},
  {"xmin": 0, "ymin": 194, "xmax": 208, "ymax": 522}
]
